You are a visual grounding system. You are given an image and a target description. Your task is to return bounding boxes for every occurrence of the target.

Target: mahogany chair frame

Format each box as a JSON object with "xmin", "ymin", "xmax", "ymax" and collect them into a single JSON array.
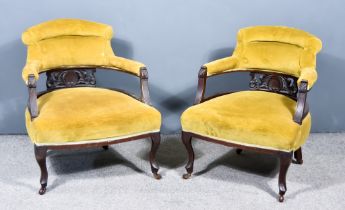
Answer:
[
  {"xmin": 27, "ymin": 66, "xmax": 161, "ymax": 195},
  {"xmin": 182, "ymin": 66, "xmax": 308, "ymax": 202}
]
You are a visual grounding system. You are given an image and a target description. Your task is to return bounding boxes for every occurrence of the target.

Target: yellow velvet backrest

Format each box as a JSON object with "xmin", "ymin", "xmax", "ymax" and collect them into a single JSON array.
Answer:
[
  {"xmin": 22, "ymin": 19, "xmax": 115, "ymax": 73},
  {"xmin": 233, "ymin": 26, "xmax": 322, "ymax": 77}
]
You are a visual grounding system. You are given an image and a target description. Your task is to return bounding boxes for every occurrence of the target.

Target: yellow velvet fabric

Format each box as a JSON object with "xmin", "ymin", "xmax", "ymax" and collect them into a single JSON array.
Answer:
[
  {"xmin": 22, "ymin": 19, "xmax": 113, "ymax": 44},
  {"xmin": 22, "ymin": 19, "xmax": 144, "ymax": 83},
  {"xmin": 204, "ymin": 26, "xmax": 322, "ymax": 89},
  {"xmin": 26, "ymin": 88, "xmax": 161, "ymax": 145},
  {"xmin": 181, "ymin": 91, "xmax": 311, "ymax": 151}
]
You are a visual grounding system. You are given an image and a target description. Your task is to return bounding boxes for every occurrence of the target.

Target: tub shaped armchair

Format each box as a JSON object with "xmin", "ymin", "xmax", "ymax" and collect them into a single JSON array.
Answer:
[
  {"xmin": 22, "ymin": 19, "xmax": 162, "ymax": 195},
  {"xmin": 181, "ymin": 26, "xmax": 322, "ymax": 202}
]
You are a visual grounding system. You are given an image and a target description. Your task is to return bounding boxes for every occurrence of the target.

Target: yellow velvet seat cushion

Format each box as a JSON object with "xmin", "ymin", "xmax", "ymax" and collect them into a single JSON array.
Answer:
[
  {"xmin": 26, "ymin": 87, "xmax": 161, "ymax": 145},
  {"xmin": 181, "ymin": 91, "xmax": 311, "ymax": 151}
]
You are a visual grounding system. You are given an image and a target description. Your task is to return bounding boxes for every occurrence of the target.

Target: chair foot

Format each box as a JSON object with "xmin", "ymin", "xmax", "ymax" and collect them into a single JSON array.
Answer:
[
  {"xmin": 182, "ymin": 173, "xmax": 192, "ymax": 179},
  {"xmin": 150, "ymin": 133, "xmax": 161, "ymax": 179},
  {"xmin": 278, "ymin": 195, "xmax": 284, "ymax": 202},
  {"xmin": 293, "ymin": 147, "xmax": 303, "ymax": 164},
  {"xmin": 38, "ymin": 183, "xmax": 47, "ymax": 195},
  {"xmin": 236, "ymin": 149, "xmax": 243, "ymax": 155},
  {"xmin": 153, "ymin": 173, "xmax": 162, "ymax": 180},
  {"xmin": 278, "ymin": 152, "xmax": 292, "ymax": 203},
  {"xmin": 182, "ymin": 131, "xmax": 194, "ymax": 179},
  {"xmin": 102, "ymin": 145, "xmax": 109, "ymax": 150},
  {"xmin": 292, "ymin": 159, "xmax": 303, "ymax": 164},
  {"xmin": 34, "ymin": 145, "xmax": 48, "ymax": 195}
]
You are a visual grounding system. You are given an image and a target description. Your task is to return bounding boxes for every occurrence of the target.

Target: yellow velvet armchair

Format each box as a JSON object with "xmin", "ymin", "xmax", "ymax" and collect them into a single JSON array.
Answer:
[
  {"xmin": 22, "ymin": 19, "xmax": 162, "ymax": 195},
  {"xmin": 180, "ymin": 26, "xmax": 322, "ymax": 202}
]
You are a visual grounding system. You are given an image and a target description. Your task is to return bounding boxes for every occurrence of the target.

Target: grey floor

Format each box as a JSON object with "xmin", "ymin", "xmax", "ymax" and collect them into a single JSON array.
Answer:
[{"xmin": 0, "ymin": 134, "xmax": 344, "ymax": 210}]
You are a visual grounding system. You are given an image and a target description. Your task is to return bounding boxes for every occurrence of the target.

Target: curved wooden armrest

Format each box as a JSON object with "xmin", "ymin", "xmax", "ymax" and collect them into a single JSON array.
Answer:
[
  {"xmin": 293, "ymin": 80, "xmax": 309, "ymax": 125},
  {"xmin": 140, "ymin": 67, "xmax": 151, "ymax": 105},
  {"xmin": 27, "ymin": 74, "xmax": 38, "ymax": 119},
  {"xmin": 194, "ymin": 66, "xmax": 207, "ymax": 104}
]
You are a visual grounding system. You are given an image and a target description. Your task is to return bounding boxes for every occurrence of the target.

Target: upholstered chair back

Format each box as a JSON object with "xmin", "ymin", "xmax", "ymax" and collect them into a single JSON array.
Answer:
[
  {"xmin": 22, "ymin": 19, "xmax": 115, "ymax": 74},
  {"xmin": 232, "ymin": 26, "xmax": 322, "ymax": 79}
]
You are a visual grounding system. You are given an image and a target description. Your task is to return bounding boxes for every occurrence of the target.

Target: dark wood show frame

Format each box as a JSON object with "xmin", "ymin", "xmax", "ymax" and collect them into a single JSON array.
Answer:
[
  {"xmin": 182, "ymin": 66, "xmax": 307, "ymax": 202},
  {"xmin": 27, "ymin": 66, "xmax": 161, "ymax": 195}
]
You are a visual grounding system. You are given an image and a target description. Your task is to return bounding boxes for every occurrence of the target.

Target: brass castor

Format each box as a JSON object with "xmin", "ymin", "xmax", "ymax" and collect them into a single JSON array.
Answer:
[
  {"xmin": 153, "ymin": 173, "xmax": 162, "ymax": 180},
  {"xmin": 183, "ymin": 173, "xmax": 192, "ymax": 179},
  {"xmin": 278, "ymin": 195, "xmax": 284, "ymax": 202},
  {"xmin": 38, "ymin": 184, "xmax": 47, "ymax": 195}
]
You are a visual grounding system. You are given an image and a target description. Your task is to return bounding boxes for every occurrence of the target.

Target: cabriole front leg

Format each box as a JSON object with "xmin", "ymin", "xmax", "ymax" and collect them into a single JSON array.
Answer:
[
  {"xmin": 150, "ymin": 132, "xmax": 161, "ymax": 179},
  {"xmin": 278, "ymin": 152, "xmax": 292, "ymax": 202},
  {"xmin": 34, "ymin": 145, "xmax": 48, "ymax": 195},
  {"xmin": 182, "ymin": 132, "xmax": 194, "ymax": 179}
]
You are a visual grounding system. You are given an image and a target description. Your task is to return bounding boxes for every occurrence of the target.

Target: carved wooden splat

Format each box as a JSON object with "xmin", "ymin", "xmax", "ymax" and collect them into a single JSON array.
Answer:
[
  {"xmin": 249, "ymin": 72, "xmax": 298, "ymax": 99},
  {"xmin": 46, "ymin": 69, "xmax": 96, "ymax": 90}
]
